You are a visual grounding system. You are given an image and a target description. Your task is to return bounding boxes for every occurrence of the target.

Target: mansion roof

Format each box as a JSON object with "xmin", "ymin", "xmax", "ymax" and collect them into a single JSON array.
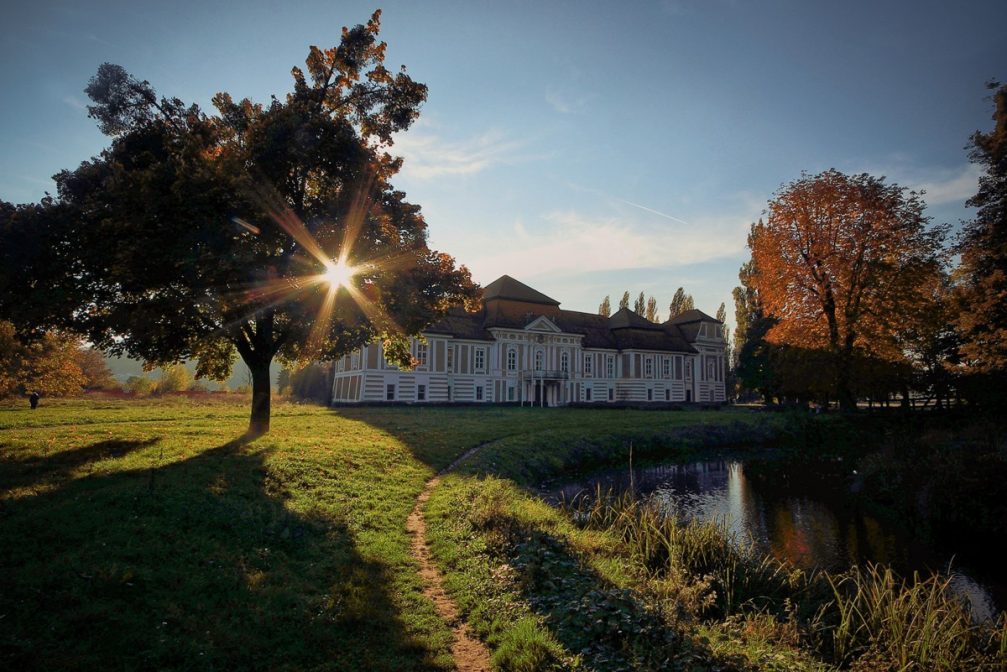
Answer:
[{"xmin": 425, "ymin": 276, "xmax": 722, "ymax": 354}]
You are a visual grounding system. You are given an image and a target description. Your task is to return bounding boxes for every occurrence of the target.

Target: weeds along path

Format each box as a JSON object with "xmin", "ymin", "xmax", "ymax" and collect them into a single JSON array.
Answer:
[{"xmin": 406, "ymin": 442, "xmax": 494, "ymax": 672}]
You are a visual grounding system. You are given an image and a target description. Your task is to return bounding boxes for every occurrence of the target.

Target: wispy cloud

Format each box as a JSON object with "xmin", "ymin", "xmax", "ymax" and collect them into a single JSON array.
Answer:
[
  {"xmin": 392, "ymin": 129, "xmax": 526, "ymax": 180},
  {"xmin": 461, "ymin": 201, "xmax": 757, "ymax": 284},
  {"xmin": 913, "ymin": 164, "xmax": 981, "ymax": 206},
  {"xmin": 854, "ymin": 162, "xmax": 980, "ymax": 208},
  {"xmin": 545, "ymin": 88, "xmax": 597, "ymax": 115},
  {"xmin": 62, "ymin": 95, "xmax": 88, "ymax": 111},
  {"xmin": 86, "ymin": 33, "xmax": 117, "ymax": 49}
]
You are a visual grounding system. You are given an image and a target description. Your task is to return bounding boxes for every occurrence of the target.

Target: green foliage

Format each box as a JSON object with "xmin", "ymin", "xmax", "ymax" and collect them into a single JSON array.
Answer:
[
  {"xmin": 668, "ymin": 287, "xmax": 694, "ymax": 320},
  {"xmin": 157, "ymin": 364, "xmax": 193, "ymax": 393},
  {"xmin": 491, "ymin": 617, "xmax": 565, "ymax": 672},
  {"xmin": 279, "ymin": 362, "xmax": 333, "ymax": 402},
  {"xmin": 125, "ymin": 375, "xmax": 156, "ymax": 396},
  {"xmin": 826, "ymin": 564, "xmax": 1001, "ymax": 670},
  {"xmin": 598, "ymin": 295, "xmax": 611, "ymax": 317},
  {"xmin": 645, "ymin": 296, "xmax": 659, "ymax": 322},
  {"xmin": 5, "ymin": 12, "xmax": 478, "ymax": 433},
  {"xmin": 633, "ymin": 291, "xmax": 646, "ymax": 315}
]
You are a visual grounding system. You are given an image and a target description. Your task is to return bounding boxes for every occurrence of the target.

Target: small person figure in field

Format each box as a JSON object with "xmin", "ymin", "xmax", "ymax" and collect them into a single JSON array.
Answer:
[{"xmin": 29, "ymin": 391, "xmax": 40, "ymax": 409}]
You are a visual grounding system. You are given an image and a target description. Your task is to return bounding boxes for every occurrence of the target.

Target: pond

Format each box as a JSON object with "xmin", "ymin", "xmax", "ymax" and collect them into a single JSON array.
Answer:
[{"xmin": 548, "ymin": 458, "xmax": 1001, "ymax": 622}]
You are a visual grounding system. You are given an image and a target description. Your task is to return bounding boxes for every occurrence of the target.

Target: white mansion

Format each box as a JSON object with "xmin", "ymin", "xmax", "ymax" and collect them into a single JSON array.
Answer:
[{"xmin": 330, "ymin": 275, "xmax": 727, "ymax": 406}]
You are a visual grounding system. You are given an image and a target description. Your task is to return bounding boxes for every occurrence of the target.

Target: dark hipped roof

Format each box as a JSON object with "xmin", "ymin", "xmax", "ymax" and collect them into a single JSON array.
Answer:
[
  {"xmin": 482, "ymin": 275, "xmax": 560, "ymax": 306},
  {"xmin": 423, "ymin": 277, "xmax": 699, "ymax": 353},
  {"xmin": 424, "ymin": 307, "xmax": 493, "ymax": 341},
  {"xmin": 608, "ymin": 307, "xmax": 661, "ymax": 330},
  {"xmin": 668, "ymin": 308, "xmax": 721, "ymax": 324}
]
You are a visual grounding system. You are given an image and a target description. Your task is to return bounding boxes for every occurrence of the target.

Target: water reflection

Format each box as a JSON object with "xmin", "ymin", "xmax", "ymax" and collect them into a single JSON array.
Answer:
[{"xmin": 549, "ymin": 459, "xmax": 999, "ymax": 621}]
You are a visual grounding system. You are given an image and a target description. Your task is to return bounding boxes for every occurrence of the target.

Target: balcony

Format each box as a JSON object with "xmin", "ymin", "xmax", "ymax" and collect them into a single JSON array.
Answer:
[{"xmin": 519, "ymin": 369, "xmax": 569, "ymax": 381}]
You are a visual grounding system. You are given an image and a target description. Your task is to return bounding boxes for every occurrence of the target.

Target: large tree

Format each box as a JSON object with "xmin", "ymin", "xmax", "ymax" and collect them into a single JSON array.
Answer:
[
  {"xmin": 747, "ymin": 169, "xmax": 944, "ymax": 410},
  {"xmin": 633, "ymin": 291, "xmax": 646, "ymax": 315},
  {"xmin": 668, "ymin": 287, "xmax": 694, "ymax": 319},
  {"xmin": 956, "ymin": 81, "xmax": 1007, "ymax": 373},
  {"xmin": 645, "ymin": 296, "xmax": 658, "ymax": 322},
  {"xmin": 6, "ymin": 12, "xmax": 477, "ymax": 434}
]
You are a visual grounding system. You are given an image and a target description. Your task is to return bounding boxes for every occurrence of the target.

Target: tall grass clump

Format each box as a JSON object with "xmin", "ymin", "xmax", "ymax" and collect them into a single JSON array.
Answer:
[
  {"xmin": 825, "ymin": 564, "xmax": 1005, "ymax": 670},
  {"xmin": 561, "ymin": 487, "xmax": 1007, "ymax": 670},
  {"xmin": 561, "ymin": 486, "xmax": 819, "ymax": 620}
]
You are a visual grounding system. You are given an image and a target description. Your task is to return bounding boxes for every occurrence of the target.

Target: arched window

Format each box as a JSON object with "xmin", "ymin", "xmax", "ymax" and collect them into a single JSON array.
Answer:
[
  {"xmin": 534, "ymin": 350, "xmax": 544, "ymax": 371},
  {"xmin": 560, "ymin": 352, "xmax": 569, "ymax": 373},
  {"xmin": 507, "ymin": 348, "xmax": 517, "ymax": 371}
]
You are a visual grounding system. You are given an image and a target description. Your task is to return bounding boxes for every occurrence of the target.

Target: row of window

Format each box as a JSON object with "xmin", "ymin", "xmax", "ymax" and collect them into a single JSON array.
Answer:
[
  {"xmin": 418, "ymin": 343, "xmax": 486, "ymax": 373},
  {"xmin": 342, "ymin": 342, "xmax": 703, "ymax": 381},
  {"xmin": 385, "ymin": 383, "xmax": 485, "ymax": 402}
]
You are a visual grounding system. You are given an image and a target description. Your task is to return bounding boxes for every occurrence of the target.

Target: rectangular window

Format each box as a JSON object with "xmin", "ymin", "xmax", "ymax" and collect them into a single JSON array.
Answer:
[
  {"xmin": 417, "ymin": 384, "xmax": 426, "ymax": 401},
  {"xmin": 584, "ymin": 354, "xmax": 593, "ymax": 376},
  {"xmin": 675, "ymin": 356, "xmax": 683, "ymax": 380},
  {"xmin": 476, "ymin": 386, "xmax": 483, "ymax": 401},
  {"xmin": 351, "ymin": 352, "xmax": 360, "ymax": 369},
  {"xmin": 386, "ymin": 384, "xmax": 395, "ymax": 401},
  {"xmin": 586, "ymin": 388, "xmax": 592, "ymax": 402},
  {"xmin": 608, "ymin": 388, "xmax": 614, "ymax": 401},
  {"xmin": 507, "ymin": 348, "xmax": 517, "ymax": 371},
  {"xmin": 647, "ymin": 388, "xmax": 653, "ymax": 401},
  {"xmin": 447, "ymin": 346, "xmax": 454, "ymax": 372},
  {"xmin": 447, "ymin": 385, "xmax": 452, "ymax": 401},
  {"xmin": 665, "ymin": 389, "xmax": 670, "ymax": 401},
  {"xmin": 475, "ymin": 348, "xmax": 485, "ymax": 372},
  {"xmin": 606, "ymin": 356, "xmax": 615, "ymax": 378},
  {"xmin": 662, "ymin": 357, "xmax": 671, "ymax": 378},
  {"xmin": 645, "ymin": 357, "xmax": 654, "ymax": 378},
  {"xmin": 507, "ymin": 386, "xmax": 515, "ymax": 401},
  {"xmin": 416, "ymin": 342, "xmax": 427, "ymax": 367}
]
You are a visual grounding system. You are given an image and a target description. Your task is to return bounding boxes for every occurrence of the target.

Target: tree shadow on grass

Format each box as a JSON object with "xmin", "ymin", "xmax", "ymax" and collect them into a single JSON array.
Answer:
[
  {"xmin": 0, "ymin": 434, "xmax": 444, "ymax": 671},
  {"xmin": 0, "ymin": 438, "xmax": 162, "ymax": 497}
]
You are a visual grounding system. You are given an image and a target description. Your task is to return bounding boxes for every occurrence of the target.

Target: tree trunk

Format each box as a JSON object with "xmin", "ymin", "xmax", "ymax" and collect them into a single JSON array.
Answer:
[
  {"xmin": 835, "ymin": 351, "xmax": 856, "ymax": 411},
  {"xmin": 248, "ymin": 358, "xmax": 272, "ymax": 436}
]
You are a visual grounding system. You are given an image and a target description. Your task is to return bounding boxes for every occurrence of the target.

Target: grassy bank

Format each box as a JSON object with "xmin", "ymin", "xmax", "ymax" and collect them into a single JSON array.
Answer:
[
  {"xmin": 0, "ymin": 397, "xmax": 758, "ymax": 670},
  {"xmin": 424, "ymin": 411, "xmax": 1007, "ymax": 671}
]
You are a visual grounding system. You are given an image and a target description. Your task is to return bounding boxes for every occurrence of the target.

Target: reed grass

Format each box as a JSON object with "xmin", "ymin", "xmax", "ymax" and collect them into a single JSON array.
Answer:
[{"xmin": 561, "ymin": 487, "xmax": 1007, "ymax": 670}]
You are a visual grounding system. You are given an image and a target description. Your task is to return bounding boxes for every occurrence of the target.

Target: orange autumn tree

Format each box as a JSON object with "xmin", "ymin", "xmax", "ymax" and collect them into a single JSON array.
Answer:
[{"xmin": 747, "ymin": 170, "xmax": 945, "ymax": 410}]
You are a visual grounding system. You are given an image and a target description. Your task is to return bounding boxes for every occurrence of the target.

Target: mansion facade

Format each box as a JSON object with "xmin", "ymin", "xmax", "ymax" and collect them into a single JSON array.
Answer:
[{"xmin": 330, "ymin": 275, "xmax": 727, "ymax": 406}]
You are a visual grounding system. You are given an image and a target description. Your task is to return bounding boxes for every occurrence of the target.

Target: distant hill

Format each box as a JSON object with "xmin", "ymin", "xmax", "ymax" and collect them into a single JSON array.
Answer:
[{"xmin": 105, "ymin": 355, "xmax": 282, "ymax": 391}]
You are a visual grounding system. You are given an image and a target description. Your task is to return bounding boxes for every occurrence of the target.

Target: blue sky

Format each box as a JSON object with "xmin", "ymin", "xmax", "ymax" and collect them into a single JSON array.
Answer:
[{"xmin": 2, "ymin": 0, "xmax": 1005, "ymax": 334}]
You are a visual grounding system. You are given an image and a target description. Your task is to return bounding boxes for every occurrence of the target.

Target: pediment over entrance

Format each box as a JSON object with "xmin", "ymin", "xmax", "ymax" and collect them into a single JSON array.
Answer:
[{"xmin": 524, "ymin": 315, "xmax": 562, "ymax": 332}]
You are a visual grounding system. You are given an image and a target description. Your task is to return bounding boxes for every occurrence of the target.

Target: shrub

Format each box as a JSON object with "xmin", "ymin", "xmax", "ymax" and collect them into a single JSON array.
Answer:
[{"xmin": 125, "ymin": 375, "xmax": 156, "ymax": 396}]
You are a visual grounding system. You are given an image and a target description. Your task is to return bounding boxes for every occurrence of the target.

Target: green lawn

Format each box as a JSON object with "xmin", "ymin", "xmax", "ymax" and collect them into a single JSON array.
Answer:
[{"xmin": 0, "ymin": 396, "xmax": 760, "ymax": 671}]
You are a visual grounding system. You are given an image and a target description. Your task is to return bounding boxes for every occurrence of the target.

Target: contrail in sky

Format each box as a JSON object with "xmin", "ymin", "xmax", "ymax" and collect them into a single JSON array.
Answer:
[{"xmin": 618, "ymin": 199, "xmax": 692, "ymax": 226}]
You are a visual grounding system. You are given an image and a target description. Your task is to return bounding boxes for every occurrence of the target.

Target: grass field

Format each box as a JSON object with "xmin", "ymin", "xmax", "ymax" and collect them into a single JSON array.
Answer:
[{"xmin": 0, "ymin": 396, "xmax": 758, "ymax": 671}]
